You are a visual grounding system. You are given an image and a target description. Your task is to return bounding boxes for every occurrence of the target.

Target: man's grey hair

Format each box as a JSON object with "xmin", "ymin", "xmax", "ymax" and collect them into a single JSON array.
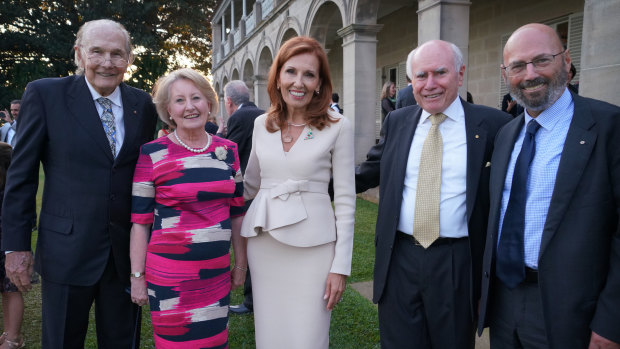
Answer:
[
  {"xmin": 73, "ymin": 19, "xmax": 134, "ymax": 75},
  {"xmin": 406, "ymin": 41, "xmax": 464, "ymax": 79},
  {"xmin": 224, "ymin": 80, "xmax": 250, "ymax": 106}
]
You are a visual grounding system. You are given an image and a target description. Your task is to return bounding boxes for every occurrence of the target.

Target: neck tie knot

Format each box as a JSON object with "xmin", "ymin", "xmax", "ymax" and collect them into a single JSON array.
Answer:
[
  {"xmin": 430, "ymin": 113, "xmax": 448, "ymax": 126},
  {"xmin": 526, "ymin": 119, "xmax": 541, "ymax": 136},
  {"xmin": 96, "ymin": 97, "xmax": 112, "ymax": 111}
]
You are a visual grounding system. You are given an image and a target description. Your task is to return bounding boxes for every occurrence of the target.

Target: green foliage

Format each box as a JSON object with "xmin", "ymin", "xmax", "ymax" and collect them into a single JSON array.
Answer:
[{"xmin": 0, "ymin": 0, "xmax": 216, "ymax": 107}]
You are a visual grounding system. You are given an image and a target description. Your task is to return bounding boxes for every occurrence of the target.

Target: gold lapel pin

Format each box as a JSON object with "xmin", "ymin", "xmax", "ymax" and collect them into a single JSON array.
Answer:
[
  {"xmin": 580, "ymin": 140, "xmax": 585, "ymax": 144},
  {"xmin": 475, "ymin": 135, "xmax": 480, "ymax": 139}
]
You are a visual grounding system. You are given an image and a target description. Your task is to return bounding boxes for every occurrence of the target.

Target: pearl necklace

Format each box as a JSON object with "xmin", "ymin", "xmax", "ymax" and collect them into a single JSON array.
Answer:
[{"xmin": 174, "ymin": 130, "xmax": 211, "ymax": 153}]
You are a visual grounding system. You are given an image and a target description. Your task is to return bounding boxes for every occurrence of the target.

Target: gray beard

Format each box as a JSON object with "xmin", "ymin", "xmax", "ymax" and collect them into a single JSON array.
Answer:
[{"xmin": 509, "ymin": 68, "xmax": 569, "ymax": 113}]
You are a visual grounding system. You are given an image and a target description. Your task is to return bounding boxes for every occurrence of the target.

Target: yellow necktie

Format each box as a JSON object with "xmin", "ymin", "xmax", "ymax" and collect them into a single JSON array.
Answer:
[{"xmin": 413, "ymin": 113, "xmax": 447, "ymax": 248}]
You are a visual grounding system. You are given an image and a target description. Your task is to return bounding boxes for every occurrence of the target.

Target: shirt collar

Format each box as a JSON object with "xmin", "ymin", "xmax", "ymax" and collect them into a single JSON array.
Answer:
[
  {"xmin": 524, "ymin": 88, "xmax": 573, "ymax": 131},
  {"xmin": 419, "ymin": 97, "xmax": 463, "ymax": 125},
  {"xmin": 84, "ymin": 77, "xmax": 122, "ymax": 108}
]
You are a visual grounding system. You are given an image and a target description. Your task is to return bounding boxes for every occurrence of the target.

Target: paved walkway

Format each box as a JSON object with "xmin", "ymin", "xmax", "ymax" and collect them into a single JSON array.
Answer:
[{"xmin": 350, "ymin": 281, "xmax": 490, "ymax": 349}]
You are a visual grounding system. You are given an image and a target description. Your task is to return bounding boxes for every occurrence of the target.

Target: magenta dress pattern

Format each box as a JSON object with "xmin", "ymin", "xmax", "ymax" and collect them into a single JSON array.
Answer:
[{"xmin": 131, "ymin": 135, "xmax": 244, "ymax": 348}]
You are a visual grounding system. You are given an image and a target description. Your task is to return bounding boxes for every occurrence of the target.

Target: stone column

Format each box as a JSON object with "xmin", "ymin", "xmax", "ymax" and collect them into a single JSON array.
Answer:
[
  {"xmin": 254, "ymin": 75, "xmax": 270, "ymax": 111},
  {"xmin": 417, "ymin": 0, "xmax": 471, "ymax": 98},
  {"xmin": 221, "ymin": 15, "xmax": 226, "ymax": 42},
  {"xmin": 579, "ymin": 0, "xmax": 620, "ymax": 106},
  {"xmin": 230, "ymin": 1, "xmax": 235, "ymax": 31},
  {"xmin": 212, "ymin": 22, "xmax": 222, "ymax": 64},
  {"xmin": 254, "ymin": 1, "xmax": 262, "ymax": 24},
  {"xmin": 337, "ymin": 24, "xmax": 383, "ymax": 163}
]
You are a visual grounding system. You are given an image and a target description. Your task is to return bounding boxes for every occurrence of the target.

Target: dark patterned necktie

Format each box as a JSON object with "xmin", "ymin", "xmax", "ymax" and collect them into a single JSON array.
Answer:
[
  {"xmin": 96, "ymin": 97, "xmax": 117, "ymax": 157},
  {"xmin": 496, "ymin": 119, "xmax": 541, "ymax": 288}
]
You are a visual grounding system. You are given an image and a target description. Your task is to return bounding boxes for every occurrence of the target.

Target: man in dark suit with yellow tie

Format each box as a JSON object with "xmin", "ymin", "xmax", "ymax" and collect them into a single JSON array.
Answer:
[
  {"xmin": 1, "ymin": 19, "xmax": 157, "ymax": 348},
  {"xmin": 356, "ymin": 40, "xmax": 510, "ymax": 348},
  {"xmin": 478, "ymin": 23, "xmax": 620, "ymax": 348}
]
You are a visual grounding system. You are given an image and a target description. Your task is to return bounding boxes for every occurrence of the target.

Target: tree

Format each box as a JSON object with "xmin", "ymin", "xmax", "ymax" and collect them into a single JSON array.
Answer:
[{"xmin": 0, "ymin": 0, "xmax": 217, "ymax": 107}]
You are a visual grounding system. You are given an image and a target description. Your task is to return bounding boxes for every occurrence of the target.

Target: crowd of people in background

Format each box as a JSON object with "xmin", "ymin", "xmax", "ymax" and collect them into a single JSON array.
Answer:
[{"xmin": 0, "ymin": 17, "xmax": 618, "ymax": 349}]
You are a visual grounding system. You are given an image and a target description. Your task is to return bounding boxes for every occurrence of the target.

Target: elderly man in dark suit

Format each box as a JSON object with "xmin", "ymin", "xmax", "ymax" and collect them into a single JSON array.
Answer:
[
  {"xmin": 356, "ymin": 40, "xmax": 510, "ymax": 348},
  {"xmin": 478, "ymin": 23, "xmax": 620, "ymax": 349},
  {"xmin": 223, "ymin": 80, "xmax": 264, "ymax": 315},
  {"xmin": 1, "ymin": 19, "xmax": 157, "ymax": 348}
]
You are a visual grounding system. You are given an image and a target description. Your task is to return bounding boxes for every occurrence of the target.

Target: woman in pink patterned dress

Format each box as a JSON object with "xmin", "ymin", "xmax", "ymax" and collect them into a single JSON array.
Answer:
[{"xmin": 129, "ymin": 68, "xmax": 247, "ymax": 348}]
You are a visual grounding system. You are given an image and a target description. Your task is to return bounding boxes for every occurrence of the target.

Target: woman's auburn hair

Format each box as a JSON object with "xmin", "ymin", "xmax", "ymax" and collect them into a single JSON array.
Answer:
[{"xmin": 266, "ymin": 36, "xmax": 337, "ymax": 132}]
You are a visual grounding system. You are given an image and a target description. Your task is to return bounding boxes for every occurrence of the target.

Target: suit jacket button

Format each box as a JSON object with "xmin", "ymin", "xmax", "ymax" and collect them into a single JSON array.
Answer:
[{"xmin": 110, "ymin": 194, "xmax": 116, "ymax": 200}]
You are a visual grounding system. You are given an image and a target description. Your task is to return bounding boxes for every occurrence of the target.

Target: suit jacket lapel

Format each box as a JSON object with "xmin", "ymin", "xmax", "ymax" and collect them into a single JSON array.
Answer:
[
  {"xmin": 539, "ymin": 95, "xmax": 596, "ymax": 257},
  {"xmin": 394, "ymin": 108, "xmax": 422, "ymax": 190},
  {"xmin": 463, "ymin": 99, "xmax": 488, "ymax": 222},
  {"xmin": 117, "ymin": 83, "xmax": 139, "ymax": 161},
  {"xmin": 489, "ymin": 115, "xmax": 523, "ymax": 245},
  {"xmin": 67, "ymin": 75, "xmax": 114, "ymax": 161}
]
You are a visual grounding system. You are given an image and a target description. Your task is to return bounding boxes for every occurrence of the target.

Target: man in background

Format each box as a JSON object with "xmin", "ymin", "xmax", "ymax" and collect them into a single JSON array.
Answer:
[
  {"xmin": 223, "ymin": 80, "xmax": 264, "ymax": 315},
  {"xmin": 0, "ymin": 100, "xmax": 21, "ymax": 147},
  {"xmin": 395, "ymin": 51, "xmax": 417, "ymax": 109}
]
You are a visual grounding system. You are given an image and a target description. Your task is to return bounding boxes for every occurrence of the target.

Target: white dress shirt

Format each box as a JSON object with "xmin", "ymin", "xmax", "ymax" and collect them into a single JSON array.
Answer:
[
  {"xmin": 397, "ymin": 97, "xmax": 469, "ymax": 238},
  {"xmin": 85, "ymin": 79, "xmax": 125, "ymax": 157}
]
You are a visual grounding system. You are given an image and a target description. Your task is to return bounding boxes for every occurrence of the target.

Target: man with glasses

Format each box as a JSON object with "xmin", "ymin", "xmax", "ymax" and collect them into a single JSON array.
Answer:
[
  {"xmin": 2, "ymin": 19, "xmax": 157, "ymax": 348},
  {"xmin": 478, "ymin": 23, "xmax": 620, "ymax": 348}
]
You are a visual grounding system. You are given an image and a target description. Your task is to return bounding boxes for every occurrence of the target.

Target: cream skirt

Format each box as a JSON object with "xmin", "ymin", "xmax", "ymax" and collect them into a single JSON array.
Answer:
[{"xmin": 247, "ymin": 231, "xmax": 335, "ymax": 349}]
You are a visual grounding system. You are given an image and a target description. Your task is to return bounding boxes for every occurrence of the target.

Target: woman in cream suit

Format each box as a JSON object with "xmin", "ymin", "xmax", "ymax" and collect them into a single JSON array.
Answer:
[{"xmin": 241, "ymin": 36, "xmax": 356, "ymax": 348}]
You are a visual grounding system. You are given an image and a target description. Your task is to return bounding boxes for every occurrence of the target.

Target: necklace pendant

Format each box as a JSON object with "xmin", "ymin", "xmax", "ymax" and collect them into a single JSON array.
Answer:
[{"xmin": 282, "ymin": 135, "xmax": 293, "ymax": 143}]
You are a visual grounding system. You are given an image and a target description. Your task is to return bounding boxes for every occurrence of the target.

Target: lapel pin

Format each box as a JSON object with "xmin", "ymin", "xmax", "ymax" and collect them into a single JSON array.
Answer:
[
  {"xmin": 579, "ymin": 140, "xmax": 585, "ymax": 144},
  {"xmin": 133, "ymin": 110, "xmax": 137, "ymax": 115},
  {"xmin": 475, "ymin": 134, "xmax": 480, "ymax": 139},
  {"xmin": 485, "ymin": 162, "xmax": 491, "ymax": 167}
]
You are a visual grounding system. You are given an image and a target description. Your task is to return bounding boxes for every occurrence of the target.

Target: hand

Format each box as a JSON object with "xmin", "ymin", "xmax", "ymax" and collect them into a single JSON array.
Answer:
[
  {"xmin": 231, "ymin": 266, "xmax": 246, "ymax": 290},
  {"xmin": 506, "ymin": 99, "xmax": 517, "ymax": 112},
  {"xmin": 589, "ymin": 331, "xmax": 620, "ymax": 349},
  {"xmin": 324, "ymin": 273, "xmax": 347, "ymax": 311},
  {"xmin": 5, "ymin": 251, "xmax": 34, "ymax": 292},
  {"xmin": 130, "ymin": 277, "xmax": 149, "ymax": 307}
]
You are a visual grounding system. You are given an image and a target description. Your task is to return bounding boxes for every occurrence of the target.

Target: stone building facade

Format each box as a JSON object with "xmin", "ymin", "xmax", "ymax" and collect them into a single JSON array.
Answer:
[{"xmin": 211, "ymin": 0, "xmax": 620, "ymax": 163}]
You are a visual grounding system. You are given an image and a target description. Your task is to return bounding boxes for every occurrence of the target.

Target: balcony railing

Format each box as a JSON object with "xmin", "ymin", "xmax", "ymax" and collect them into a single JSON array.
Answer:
[
  {"xmin": 246, "ymin": 11, "xmax": 256, "ymax": 33},
  {"xmin": 262, "ymin": 0, "xmax": 273, "ymax": 20},
  {"xmin": 234, "ymin": 28, "xmax": 241, "ymax": 46}
]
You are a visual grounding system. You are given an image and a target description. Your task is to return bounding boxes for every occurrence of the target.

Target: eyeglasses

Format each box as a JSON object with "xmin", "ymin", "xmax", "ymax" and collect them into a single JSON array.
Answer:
[
  {"xmin": 83, "ymin": 49, "xmax": 129, "ymax": 67},
  {"xmin": 502, "ymin": 50, "xmax": 565, "ymax": 77}
]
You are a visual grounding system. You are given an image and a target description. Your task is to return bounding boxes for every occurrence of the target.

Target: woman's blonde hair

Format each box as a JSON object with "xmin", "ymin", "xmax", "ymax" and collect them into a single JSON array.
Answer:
[{"xmin": 152, "ymin": 68, "xmax": 218, "ymax": 128}]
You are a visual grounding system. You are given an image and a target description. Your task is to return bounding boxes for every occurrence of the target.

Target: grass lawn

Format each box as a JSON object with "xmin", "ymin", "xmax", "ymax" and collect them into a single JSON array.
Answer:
[{"xmin": 1, "ymin": 169, "xmax": 380, "ymax": 348}]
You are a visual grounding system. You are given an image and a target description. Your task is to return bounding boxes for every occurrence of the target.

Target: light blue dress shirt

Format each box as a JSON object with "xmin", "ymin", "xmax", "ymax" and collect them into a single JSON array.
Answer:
[{"xmin": 498, "ymin": 88, "xmax": 574, "ymax": 269}]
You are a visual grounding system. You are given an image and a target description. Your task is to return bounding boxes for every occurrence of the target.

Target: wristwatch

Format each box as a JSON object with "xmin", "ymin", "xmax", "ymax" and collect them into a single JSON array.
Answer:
[{"xmin": 130, "ymin": 271, "xmax": 145, "ymax": 278}]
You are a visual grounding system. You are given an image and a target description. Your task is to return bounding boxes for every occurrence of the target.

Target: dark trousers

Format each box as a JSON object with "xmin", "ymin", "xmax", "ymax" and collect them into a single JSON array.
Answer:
[
  {"xmin": 489, "ymin": 276, "xmax": 548, "ymax": 349},
  {"xmin": 242, "ymin": 265, "xmax": 253, "ymax": 309},
  {"xmin": 41, "ymin": 253, "xmax": 141, "ymax": 349},
  {"xmin": 378, "ymin": 233, "xmax": 474, "ymax": 349}
]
